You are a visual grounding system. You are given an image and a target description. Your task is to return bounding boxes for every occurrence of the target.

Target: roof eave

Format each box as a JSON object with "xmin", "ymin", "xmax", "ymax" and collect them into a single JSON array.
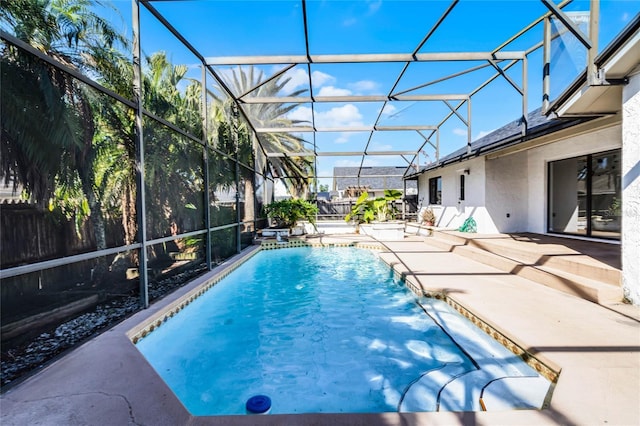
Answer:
[{"xmin": 404, "ymin": 116, "xmax": 593, "ymax": 179}]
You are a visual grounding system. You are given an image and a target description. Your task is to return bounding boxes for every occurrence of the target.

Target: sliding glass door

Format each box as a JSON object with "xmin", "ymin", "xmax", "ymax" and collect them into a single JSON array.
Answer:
[{"xmin": 548, "ymin": 149, "xmax": 620, "ymax": 240}]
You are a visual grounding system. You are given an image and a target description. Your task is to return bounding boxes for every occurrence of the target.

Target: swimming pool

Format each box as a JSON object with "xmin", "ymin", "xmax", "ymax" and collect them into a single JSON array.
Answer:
[{"xmin": 135, "ymin": 246, "xmax": 552, "ymax": 415}]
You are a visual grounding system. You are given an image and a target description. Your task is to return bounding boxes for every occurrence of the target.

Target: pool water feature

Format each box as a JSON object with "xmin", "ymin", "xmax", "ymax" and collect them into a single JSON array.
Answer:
[{"xmin": 135, "ymin": 247, "xmax": 552, "ymax": 415}]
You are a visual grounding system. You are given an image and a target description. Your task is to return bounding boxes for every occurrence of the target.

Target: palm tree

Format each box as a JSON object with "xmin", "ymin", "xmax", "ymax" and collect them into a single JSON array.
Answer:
[
  {"xmin": 90, "ymin": 55, "xmax": 137, "ymax": 247},
  {"xmin": 139, "ymin": 52, "xmax": 206, "ymax": 240},
  {"xmin": 1, "ymin": 0, "xmax": 128, "ymax": 257},
  {"xmin": 216, "ymin": 66, "xmax": 314, "ymax": 198}
]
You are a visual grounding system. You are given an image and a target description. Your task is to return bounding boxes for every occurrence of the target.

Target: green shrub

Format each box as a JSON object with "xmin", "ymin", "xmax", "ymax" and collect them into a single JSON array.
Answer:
[{"xmin": 263, "ymin": 199, "xmax": 318, "ymax": 228}]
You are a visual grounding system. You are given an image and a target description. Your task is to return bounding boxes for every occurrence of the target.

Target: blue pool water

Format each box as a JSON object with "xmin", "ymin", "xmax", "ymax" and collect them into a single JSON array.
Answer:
[{"xmin": 136, "ymin": 247, "xmax": 551, "ymax": 415}]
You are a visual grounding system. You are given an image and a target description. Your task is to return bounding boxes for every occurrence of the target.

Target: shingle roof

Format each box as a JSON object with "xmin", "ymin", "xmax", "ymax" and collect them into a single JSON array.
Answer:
[
  {"xmin": 407, "ymin": 107, "xmax": 593, "ymax": 178},
  {"xmin": 333, "ymin": 166, "xmax": 417, "ymax": 191}
]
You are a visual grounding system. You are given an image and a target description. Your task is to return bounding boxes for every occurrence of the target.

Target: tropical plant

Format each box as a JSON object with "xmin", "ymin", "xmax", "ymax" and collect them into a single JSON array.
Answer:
[
  {"xmin": 263, "ymin": 198, "xmax": 318, "ymax": 229},
  {"xmin": 345, "ymin": 192, "xmax": 375, "ymax": 224},
  {"xmin": 140, "ymin": 52, "xmax": 206, "ymax": 240},
  {"xmin": 376, "ymin": 189, "xmax": 403, "ymax": 221},
  {"xmin": 345, "ymin": 189, "xmax": 403, "ymax": 224},
  {"xmin": 0, "ymin": 0, "xmax": 128, "ymax": 258}
]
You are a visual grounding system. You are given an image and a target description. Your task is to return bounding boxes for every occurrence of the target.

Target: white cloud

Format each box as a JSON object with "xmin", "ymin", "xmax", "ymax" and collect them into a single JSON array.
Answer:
[
  {"xmin": 282, "ymin": 68, "xmax": 310, "ymax": 93},
  {"xmin": 315, "ymin": 104, "xmax": 364, "ymax": 128},
  {"xmin": 380, "ymin": 104, "xmax": 397, "ymax": 116},
  {"xmin": 452, "ymin": 128, "xmax": 468, "ymax": 136},
  {"xmin": 287, "ymin": 105, "xmax": 313, "ymax": 122},
  {"xmin": 280, "ymin": 69, "xmax": 339, "ymax": 93},
  {"xmin": 475, "ymin": 130, "xmax": 493, "ymax": 140},
  {"xmin": 348, "ymin": 80, "xmax": 379, "ymax": 94},
  {"xmin": 318, "ymin": 86, "xmax": 353, "ymax": 96},
  {"xmin": 342, "ymin": 1, "xmax": 380, "ymax": 26},
  {"xmin": 288, "ymin": 104, "xmax": 365, "ymax": 144},
  {"xmin": 334, "ymin": 133, "xmax": 351, "ymax": 144},
  {"xmin": 287, "ymin": 104, "xmax": 365, "ymax": 137},
  {"xmin": 312, "ymin": 70, "xmax": 336, "ymax": 87},
  {"xmin": 218, "ymin": 66, "xmax": 341, "ymax": 98}
]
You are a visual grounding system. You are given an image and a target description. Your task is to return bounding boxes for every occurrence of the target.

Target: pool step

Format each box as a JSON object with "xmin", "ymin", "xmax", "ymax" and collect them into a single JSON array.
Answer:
[
  {"xmin": 425, "ymin": 231, "xmax": 623, "ymax": 305},
  {"xmin": 399, "ymin": 364, "xmax": 467, "ymax": 412},
  {"xmin": 465, "ymin": 235, "xmax": 620, "ymax": 286}
]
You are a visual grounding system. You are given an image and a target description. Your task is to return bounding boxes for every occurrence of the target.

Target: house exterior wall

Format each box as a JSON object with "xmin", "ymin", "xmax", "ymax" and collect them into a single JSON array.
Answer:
[
  {"xmin": 416, "ymin": 123, "xmax": 622, "ymax": 236},
  {"xmin": 417, "ymin": 157, "xmax": 498, "ymax": 232},
  {"xmin": 622, "ymin": 70, "xmax": 640, "ymax": 305},
  {"xmin": 485, "ymin": 152, "xmax": 529, "ymax": 232},
  {"xmin": 525, "ymin": 124, "xmax": 622, "ymax": 234}
]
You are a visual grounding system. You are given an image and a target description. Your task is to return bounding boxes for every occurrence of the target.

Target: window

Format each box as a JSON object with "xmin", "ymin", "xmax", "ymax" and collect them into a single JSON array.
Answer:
[
  {"xmin": 429, "ymin": 176, "xmax": 441, "ymax": 205},
  {"xmin": 459, "ymin": 174, "xmax": 465, "ymax": 201}
]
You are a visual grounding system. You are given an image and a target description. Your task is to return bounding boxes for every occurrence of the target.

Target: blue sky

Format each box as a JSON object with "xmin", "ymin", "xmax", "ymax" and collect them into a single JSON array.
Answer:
[{"xmin": 105, "ymin": 0, "xmax": 638, "ymax": 187}]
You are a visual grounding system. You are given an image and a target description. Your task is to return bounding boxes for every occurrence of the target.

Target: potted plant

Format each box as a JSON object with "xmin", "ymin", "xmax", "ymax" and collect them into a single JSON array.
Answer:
[
  {"xmin": 263, "ymin": 198, "xmax": 318, "ymax": 235},
  {"xmin": 420, "ymin": 207, "xmax": 436, "ymax": 226}
]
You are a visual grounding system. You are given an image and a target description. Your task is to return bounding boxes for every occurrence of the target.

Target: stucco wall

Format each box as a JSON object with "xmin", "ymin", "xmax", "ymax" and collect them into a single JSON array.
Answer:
[
  {"xmin": 622, "ymin": 70, "xmax": 640, "ymax": 305},
  {"xmin": 417, "ymin": 122, "xmax": 622, "ymax": 236},
  {"xmin": 526, "ymin": 124, "xmax": 622, "ymax": 233},
  {"xmin": 417, "ymin": 157, "xmax": 498, "ymax": 233},
  {"xmin": 485, "ymin": 152, "xmax": 529, "ymax": 232}
]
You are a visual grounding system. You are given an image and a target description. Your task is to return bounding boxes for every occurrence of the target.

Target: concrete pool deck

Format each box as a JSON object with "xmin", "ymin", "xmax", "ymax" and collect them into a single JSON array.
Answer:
[{"xmin": 1, "ymin": 234, "xmax": 639, "ymax": 425}]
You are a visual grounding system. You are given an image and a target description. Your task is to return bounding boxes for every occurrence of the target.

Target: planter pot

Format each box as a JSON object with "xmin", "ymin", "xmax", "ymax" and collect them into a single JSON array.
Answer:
[
  {"xmin": 359, "ymin": 221, "xmax": 406, "ymax": 241},
  {"xmin": 290, "ymin": 224, "xmax": 305, "ymax": 236},
  {"xmin": 262, "ymin": 228, "xmax": 290, "ymax": 237}
]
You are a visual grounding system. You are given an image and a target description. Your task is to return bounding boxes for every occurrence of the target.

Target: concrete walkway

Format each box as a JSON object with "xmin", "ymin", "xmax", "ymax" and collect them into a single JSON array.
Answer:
[{"xmin": 1, "ymin": 235, "xmax": 639, "ymax": 425}]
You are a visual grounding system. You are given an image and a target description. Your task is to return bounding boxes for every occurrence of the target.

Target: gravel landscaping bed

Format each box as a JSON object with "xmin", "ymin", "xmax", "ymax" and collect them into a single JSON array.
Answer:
[{"xmin": 1, "ymin": 265, "xmax": 207, "ymax": 388}]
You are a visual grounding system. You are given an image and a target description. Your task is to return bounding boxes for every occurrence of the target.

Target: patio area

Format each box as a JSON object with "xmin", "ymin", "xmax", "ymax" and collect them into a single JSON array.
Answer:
[{"xmin": 1, "ymin": 233, "xmax": 638, "ymax": 426}]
